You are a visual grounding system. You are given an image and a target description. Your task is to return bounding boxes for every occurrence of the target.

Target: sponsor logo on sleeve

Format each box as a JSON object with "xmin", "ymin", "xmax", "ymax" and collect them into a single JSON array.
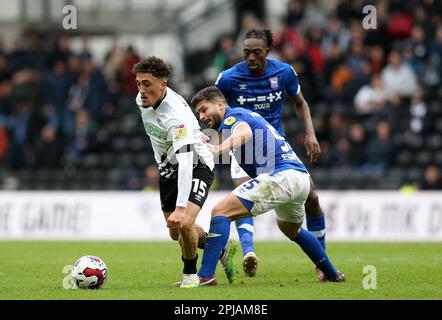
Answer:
[
  {"xmin": 224, "ymin": 116, "xmax": 237, "ymax": 126},
  {"xmin": 175, "ymin": 124, "xmax": 187, "ymax": 139}
]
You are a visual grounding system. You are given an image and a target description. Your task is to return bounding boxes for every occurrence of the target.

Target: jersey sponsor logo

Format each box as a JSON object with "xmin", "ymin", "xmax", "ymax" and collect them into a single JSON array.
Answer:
[
  {"xmin": 157, "ymin": 118, "xmax": 166, "ymax": 129},
  {"xmin": 224, "ymin": 116, "xmax": 236, "ymax": 125},
  {"xmin": 236, "ymin": 91, "xmax": 283, "ymax": 106},
  {"xmin": 144, "ymin": 122, "xmax": 168, "ymax": 140},
  {"xmin": 239, "ymin": 83, "xmax": 248, "ymax": 90},
  {"xmin": 175, "ymin": 124, "xmax": 187, "ymax": 140},
  {"xmin": 269, "ymin": 77, "xmax": 279, "ymax": 89}
]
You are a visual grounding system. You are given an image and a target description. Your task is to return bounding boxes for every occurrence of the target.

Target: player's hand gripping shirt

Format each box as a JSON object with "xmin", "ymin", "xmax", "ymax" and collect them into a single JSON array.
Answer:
[
  {"xmin": 216, "ymin": 59, "xmax": 300, "ymax": 136},
  {"xmin": 136, "ymin": 87, "xmax": 214, "ymax": 179},
  {"xmin": 219, "ymin": 107, "xmax": 307, "ymax": 178}
]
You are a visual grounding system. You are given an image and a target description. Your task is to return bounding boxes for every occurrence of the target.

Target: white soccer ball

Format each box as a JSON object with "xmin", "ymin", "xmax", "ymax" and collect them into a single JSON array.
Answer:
[{"xmin": 71, "ymin": 255, "xmax": 108, "ymax": 289}]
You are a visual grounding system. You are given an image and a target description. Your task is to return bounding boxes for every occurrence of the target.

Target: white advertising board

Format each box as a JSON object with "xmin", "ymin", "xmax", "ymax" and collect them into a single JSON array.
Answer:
[{"xmin": 0, "ymin": 191, "xmax": 441, "ymax": 241}]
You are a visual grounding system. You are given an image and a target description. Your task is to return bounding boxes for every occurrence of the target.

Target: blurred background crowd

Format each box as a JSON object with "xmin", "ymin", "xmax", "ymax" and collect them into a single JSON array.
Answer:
[{"xmin": 0, "ymin": 0, "xmax": 441, "ymax": 191}]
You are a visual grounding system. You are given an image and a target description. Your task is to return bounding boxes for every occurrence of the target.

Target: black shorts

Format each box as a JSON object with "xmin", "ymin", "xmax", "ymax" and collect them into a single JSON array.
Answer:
[{"xmin": 159, "ymin": 164, "xmax": 214, "ymax": 212}]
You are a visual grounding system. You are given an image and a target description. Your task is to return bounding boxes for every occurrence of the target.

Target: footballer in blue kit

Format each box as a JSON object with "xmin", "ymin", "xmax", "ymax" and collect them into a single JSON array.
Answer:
[
  {"xmin": 215, "ymin": 29, "xmax": 326, "ymax": 279},
  {"xmin": 190, "ymin": 86, "xmax": 345, "ymax": 285},
  {"xmin": 218, "ymin": 106, "xmax": 308, "ymax": 179},
  {"xmin": 215, "ymin": 52, "xmax": 299, "ymax": 137}
]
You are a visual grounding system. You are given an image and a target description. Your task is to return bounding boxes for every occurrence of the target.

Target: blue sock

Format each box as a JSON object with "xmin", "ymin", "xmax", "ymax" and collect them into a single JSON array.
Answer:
[
  {"xmin": 198, "ymin": 216, "xmax": 230, "ymax": 278},
  {"xmin": 235, "ymin": 217, "xmax": 255, "ymax": 256},
  {"xmin": 292, "ymin": 228, "xmax": 337, "ymax": 279},
  {"xmin": 306, "ymin": 213, "xmax": 326, "ymax": 250}
]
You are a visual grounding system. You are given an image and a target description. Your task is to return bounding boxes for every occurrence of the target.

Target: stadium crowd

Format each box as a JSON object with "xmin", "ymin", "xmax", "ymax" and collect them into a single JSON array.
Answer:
[{"xmin": 0, "ymin": 0, "xmax": 441, "ymax": 190}]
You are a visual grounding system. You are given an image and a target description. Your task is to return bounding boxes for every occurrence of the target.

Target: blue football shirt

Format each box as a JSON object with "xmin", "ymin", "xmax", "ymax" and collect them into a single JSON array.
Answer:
[
  {"xmin": 219, "ymin": 107, "xmax": 307, "ymax": 178},
  {"xmin": 216, "ymin": 59, "xmax": 300, "ymax": 136}
]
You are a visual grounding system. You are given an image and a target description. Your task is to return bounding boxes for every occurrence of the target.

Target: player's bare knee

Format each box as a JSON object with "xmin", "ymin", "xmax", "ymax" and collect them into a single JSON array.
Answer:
[
  {"xmin": 178, "ymin": 221, "xmax": 194, "ymax": 234},
  {"xmin": 277, "ymin": 219, "xmax": 302, "ymax": 239},
  {"xmin": 169, "ymin": 229, "xmax": 179, "ymax": 241}
]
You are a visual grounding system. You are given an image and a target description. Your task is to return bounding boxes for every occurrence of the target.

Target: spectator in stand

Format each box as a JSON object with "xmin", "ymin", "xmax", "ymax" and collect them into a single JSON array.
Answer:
[
  {"xmin": 78, "ymin": 36, "xmax": 93, "ymax": 61},
  {"xmin": 381, "ymin": 50, "xmax": 418, "ymax": 98},
  {"xmin": 212, "ymin": 34, "xmax": 238, "ymax": 74},
  {"xmin": 347, "ymin": 123, "xmax": 367, "ymax": 169},
  {"xmin": 103, "ymin": 39, "xmax": 125, "ymax": 108},
  {"xmin": 81, "ymin": 58, "xmax": 110, "ymax": 120},
  {"xmin": 344, "ymin": 39, "xmax": 371, "ymax": 95},
  {"xmin": 234, "ymin": 0, "xmax": 266, "ymax": 38},
  {"xmin": 33, "ymin": 124, "xmax": 63, "ymax": 169},
  {"xmin": 336, "ymin": 0, "xmax": 364, "ymax": 24},
  {"xmin": 143, "ymin": 163, "xmax": 160, "ymax": 192},
  {"xmin": 68, "ymin": 110, "xmax": 97, "ymax": 157},
  {"xmin": 363, "ymin": 121, "xmax": 394, "ymax": 174},
  {"xmin": 305, "ymin": 26, "xmax": 325, "ymax": 76},
  {"xmin": 415, "ymin": 164, "xmax": 442, "ymax": 190},
  {"xmin": 368, "ymin": 45, "xmax": 386, "ymax": 74},
  {"xmin": 274, "ymin": 18, "xmax": 306, "ymax": 57},
  {"xmin": 49, "ymin": 34, "xmax": 72, "ymax": 65},
  {"xmin": 43, "ymin": 60, "xmax": 71, "ymax": 130},
  {"xmin": 371, "ymin": 92, "xmax": 407, "ymax": 135},
  {"xmin": 279, "ymin": 42, "xmax": 316, "ymax": 103},
  {"xmin": 0, "ymin": 125, "xmax": 8, "ymax": 162},
  {"xmin": 329, "ymin": 62, "xmax": 353, "ymax": 101},
  {"xmin": 387, "ymin": 5, "xmax": 413, "ymax": 40},
  {"xmin": 323, "ymin": 39, "xmax": 344, "ymax": 85},
  {"xmin": 406, "ymin": 91, "xmax": 431, "ymax": 137},
  {"xmin": 304, "ymin": 0, "xmax": 328, "ymax": 29},
  {"xmin": 429, "ymin": 25, "xmax": 442, "ymax": 80},
  {"xmin": 329, "ymin": 137, "xmax": 349, "ymax": 168},
  {"xmin": 328, "ymin": 111, "xmax": 348, "ymax": 146},
  {"xmin": 286, "ymin": 0, "xmax": 304, "ymax": 28},
  {"xmin": 321, "ymin": 15, "xmax": 351, "ymax": 57},
  {"xmin": 120, "ymin": 46, "xmax": 140, "ymax": 97},
  {"xmin": 0, "ymin": 58, "xmax": 13, "ymax": 123},
  {"xmin": 354, "ymin": 74, "xmax": 386, "ymax": 115}
]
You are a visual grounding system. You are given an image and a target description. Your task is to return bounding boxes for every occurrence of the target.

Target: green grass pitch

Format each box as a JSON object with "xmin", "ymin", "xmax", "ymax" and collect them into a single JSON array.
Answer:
[{"xmin": 0, "ymin": 241, "xmax": 441, "ymax": 300}]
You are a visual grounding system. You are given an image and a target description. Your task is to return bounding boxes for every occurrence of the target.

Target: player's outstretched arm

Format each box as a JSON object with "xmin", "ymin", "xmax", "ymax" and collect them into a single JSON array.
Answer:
[
  {"xmin": 207, "ymin": 123, "xmax": 252, "ymax": 155},
  {"xmin": 289, "ymin": 91, "xmax": 321, "ymax": 163}
]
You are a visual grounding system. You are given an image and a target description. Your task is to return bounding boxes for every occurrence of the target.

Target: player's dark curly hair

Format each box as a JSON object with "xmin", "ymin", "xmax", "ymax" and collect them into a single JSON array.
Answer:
[
  {"xmin": 131, "ymin": 56, "xmax": 170, "ymax": 79},
  {"xmin": 244, "ymin": 29, "xmax": 274, "ymax": 49},
  {"xmin": 190, "ymin": 86, "xmax": 226, "ymax": 109}
]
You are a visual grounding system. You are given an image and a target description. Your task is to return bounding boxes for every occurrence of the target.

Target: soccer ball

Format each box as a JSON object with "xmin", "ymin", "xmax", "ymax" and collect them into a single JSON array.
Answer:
[{"xmin": 71, "ymin": 255, "xmax": 108, "ymax": 289}]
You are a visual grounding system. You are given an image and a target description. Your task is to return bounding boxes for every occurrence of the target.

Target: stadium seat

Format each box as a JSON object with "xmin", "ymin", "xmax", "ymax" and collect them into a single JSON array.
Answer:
[
  {"xmin": 112, "ymin": 137, "xmax": 129, "ymax": 152},
  {"xmin": 130, "ymin": 136, "xmax": 148, "ymax": 153},
  {"xmin": 434, "ymin": 150, "xmax": 442, "ymax": 166},
  {"xmin": 405, "ymin": 167, "xmax": 422, "ymax": 183},
  {"xmin": 425, "ymin": 135, "xmax": 442, "ymax": 150},
  {"xmin": 100, "ymin": 153, "xmax": 114, "ymax": 169},
  {"xmin": 404, "ymin": 135, "xmax": 424, "ymax": 150},
  {"xmin": 415, "ymin": 150, "xmax": 433, "ymax": 167},
  {"xmin": 434, "ymin": 118, "xmax": 442, "ymax": 134},
  {"xmin": 395, "ymin": 150, "xmax": 413, "ymax": 167}
]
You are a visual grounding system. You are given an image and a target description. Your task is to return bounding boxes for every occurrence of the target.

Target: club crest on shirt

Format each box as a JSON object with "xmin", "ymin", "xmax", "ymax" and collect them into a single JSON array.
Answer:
[
  {"xmin": 269, "ymin": 77, "xmax": 279, "ymax": 89},
  {"xmin": 224, "ymin": 116, "xmax": 236, "ymax": 125},
  {"xmin": 175, "ymin": 124, "xmax": 187, "ymax": 139}
]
